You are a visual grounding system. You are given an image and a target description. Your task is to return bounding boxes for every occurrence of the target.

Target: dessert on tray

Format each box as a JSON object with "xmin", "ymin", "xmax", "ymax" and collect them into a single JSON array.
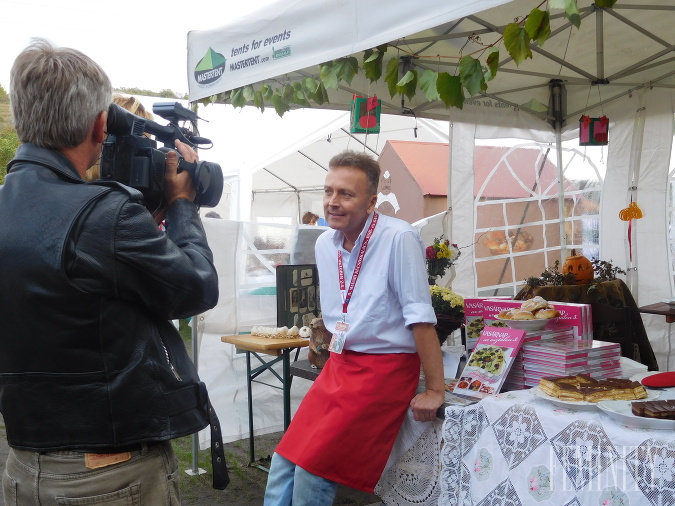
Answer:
[
  {"xmin": 497, "ymin": 296, "xmax": 560, "ymax": 321},
  {"xmin": 631, "ymin": 399, "xmax": 675, "ymax": 419},
  {"xmin": 538, "ymin": 374, "xmax": 647, "ymax": 402},
  {"xmin": 251, "ymin": 325, "xmax": 311, "ymax": 339}
]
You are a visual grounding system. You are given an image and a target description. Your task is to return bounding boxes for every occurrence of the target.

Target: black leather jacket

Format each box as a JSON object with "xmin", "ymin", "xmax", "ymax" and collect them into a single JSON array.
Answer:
[{"xmin": 0, "ymin": 143, "xmax": 219, "ymax": 451}]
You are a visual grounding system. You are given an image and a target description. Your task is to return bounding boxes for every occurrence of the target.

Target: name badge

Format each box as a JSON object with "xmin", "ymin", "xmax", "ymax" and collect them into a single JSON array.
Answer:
[{"xmin": 329, "ymin": 321, "xmax": 349, "ymax": 354}]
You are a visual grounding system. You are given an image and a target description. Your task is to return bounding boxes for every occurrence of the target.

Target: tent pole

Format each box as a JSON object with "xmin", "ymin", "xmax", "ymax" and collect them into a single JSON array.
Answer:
[
  {"xmin": 549, "ymin": 80, "xmax": 568, "ymax": 258},
  {"xmin": 556, "ymin": 126, "xmax": 567, "ymax": 258},
  {"xmin": 186, "ymin": 316, "xmax": 206, "ymax": 477}
]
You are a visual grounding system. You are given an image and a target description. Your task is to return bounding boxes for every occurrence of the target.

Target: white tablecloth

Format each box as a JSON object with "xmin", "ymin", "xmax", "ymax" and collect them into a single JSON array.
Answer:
[{"xmin": 378, "ymin": 388, "xmax": 675, "ymax": 505}]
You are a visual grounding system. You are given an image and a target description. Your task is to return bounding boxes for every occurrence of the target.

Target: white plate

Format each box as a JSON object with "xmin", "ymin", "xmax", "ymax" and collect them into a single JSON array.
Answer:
[
  {"xmin": 529, "ymin": 386, "xmax": 599, "ymax": 410},
  {"xmin": 496, "ymin": 317, "xmax": 549, "ymax": 331},
  {"xmin": 597, "ymin": 399, "xmax": 675, "ymax": 429},
  {"xmin": 530, "ymin": 386, "xmax": 659, "ymax": 411},
  {"xmin": 661, "ymin": 298, "xmax": 675, "ymax": 306}
]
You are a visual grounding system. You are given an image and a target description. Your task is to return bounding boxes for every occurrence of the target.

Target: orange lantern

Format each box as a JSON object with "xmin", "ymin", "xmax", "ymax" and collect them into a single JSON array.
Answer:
[{"xmin": 563, "ymin": 250, "xmax": 594, "ymax": 285}]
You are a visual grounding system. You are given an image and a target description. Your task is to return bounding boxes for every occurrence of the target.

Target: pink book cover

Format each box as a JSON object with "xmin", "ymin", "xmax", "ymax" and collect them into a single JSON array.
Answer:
[
  {"xmin": 546, "ymin": 303, "xmax": 586, "ymax": 339},
  {"xmin": 481, "ymin": 299, "xmax": 522, "ymax": 324},
  {"xmin": 463, "ymin": 298, "xmax": 485, "ymax": 351},
  {"xmin": 522, "ymin": 355, "xmax": 620, "ymax": 370},
  {"xmin": 522, "ymin": 338, "xmax": 620, "ymax": 360},
  {"xmin": 453, "ymin": 326, "xmax": 526, "ymax": 399},
  {"xmin": 465, "ymin": 297, "xmax": 515, "ymax": 350}
]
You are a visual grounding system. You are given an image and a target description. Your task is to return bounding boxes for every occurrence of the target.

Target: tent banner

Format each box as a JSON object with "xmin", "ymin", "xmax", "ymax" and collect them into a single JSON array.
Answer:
[{"xmin": 187, "ymin": 0, "xmax": 511, "ymax": 101}]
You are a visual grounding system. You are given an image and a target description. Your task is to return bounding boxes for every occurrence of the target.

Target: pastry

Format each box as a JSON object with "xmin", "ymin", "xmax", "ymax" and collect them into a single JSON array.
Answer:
[
  {"xmin": 631, "ymin": 400, "xmax": 675, "ymax": 419},
  {"xmin": 535, "ymin": 308, "xmax": 559, "ymax": 319},
  {"xmin": 520, "ymin": 296, "xmax": 549, "ymax": 313},
  {"xmin": 511, "ymin": 310, "xmax": 535, "ymax": 320},
  {"xmin": 538, "ymin": 375, "xmax": 647, "ymax": 402}
]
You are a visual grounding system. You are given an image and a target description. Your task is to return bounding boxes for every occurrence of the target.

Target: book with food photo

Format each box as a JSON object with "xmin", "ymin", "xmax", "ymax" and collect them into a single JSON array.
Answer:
[{"xmin": 454, "ymin": 326, "xmax": 527, "ymax": 399}]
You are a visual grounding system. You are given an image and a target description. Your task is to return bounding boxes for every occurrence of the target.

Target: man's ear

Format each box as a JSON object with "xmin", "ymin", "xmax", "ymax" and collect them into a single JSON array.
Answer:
[
  {"xmin": 367, "ymin": 194, "xmax": 378, "ymax": 213},
  {"xmin": 92, "ymin": 110, "xmax": 107, "ymax": 144}
]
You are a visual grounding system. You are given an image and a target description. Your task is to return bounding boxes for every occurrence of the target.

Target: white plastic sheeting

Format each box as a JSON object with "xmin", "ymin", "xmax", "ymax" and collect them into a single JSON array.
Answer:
[{"xmin": 197, "ymin": 217, "xmax": 314, "ymax": 447}]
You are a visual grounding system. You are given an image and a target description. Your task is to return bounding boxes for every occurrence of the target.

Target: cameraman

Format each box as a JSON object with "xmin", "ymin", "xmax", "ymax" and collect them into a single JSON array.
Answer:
[{"xmin": 0, "ymin": 39, "xmax": 223, "ymax": 504}]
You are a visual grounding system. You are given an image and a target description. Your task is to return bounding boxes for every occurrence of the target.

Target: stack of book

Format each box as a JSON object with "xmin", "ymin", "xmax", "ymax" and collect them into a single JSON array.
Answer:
[
  {"xmin": 520, "ymin": 337, "xmax": 622, "ymax": 388},
  {"xmin": 483, "ymin": 299, "xmax": 593, "ymax": 342},
  {"xmin": 503, "ymin": 326, "xmax": 575, "ymax": 391}
]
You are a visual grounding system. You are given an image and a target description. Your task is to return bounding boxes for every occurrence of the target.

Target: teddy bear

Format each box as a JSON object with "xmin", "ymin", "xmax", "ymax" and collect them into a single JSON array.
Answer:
[{"xmin": 308, "ymin": 317, "xmax": 331, "ymax": 368}]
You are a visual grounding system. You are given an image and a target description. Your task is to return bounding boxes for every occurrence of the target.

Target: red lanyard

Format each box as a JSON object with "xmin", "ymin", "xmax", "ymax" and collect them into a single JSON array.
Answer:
[{"xmin": 337, "ymin": 212, "xmax": 379, "ymax": 315}]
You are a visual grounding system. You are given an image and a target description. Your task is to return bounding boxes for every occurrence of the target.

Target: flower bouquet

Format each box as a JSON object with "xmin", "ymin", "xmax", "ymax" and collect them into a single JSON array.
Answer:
[
  {"xmin": 430, "ymin": 285, "xmax": 464, "ymax": 346},
  {"xmin": 426, "ymin": 236, "xmax": 461, "ymax": 283}
]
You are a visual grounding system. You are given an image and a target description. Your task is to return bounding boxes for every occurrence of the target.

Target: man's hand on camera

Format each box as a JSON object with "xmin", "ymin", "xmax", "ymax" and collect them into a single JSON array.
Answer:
[
  {"xmin": 165, "ymin": 140, "xmax": 198, "ymax": 205},
  {"xmin": 152, "ymin": 140, "xmax": 198, "ymax": 225}
]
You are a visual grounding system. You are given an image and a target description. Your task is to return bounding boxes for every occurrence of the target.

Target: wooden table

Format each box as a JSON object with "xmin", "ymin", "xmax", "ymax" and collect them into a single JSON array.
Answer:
[
  {"xmin": 638, "ymin": 302, "xmax": 675, "ymax": 323},
  {"xmin": 221, "ymin": 334, "xmax": 309, "ymax": 465}
]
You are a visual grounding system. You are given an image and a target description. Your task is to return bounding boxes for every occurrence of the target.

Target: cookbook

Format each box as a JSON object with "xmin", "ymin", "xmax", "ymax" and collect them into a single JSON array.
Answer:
[{"xmin": 453, "ymin": 326, "xmax": 526, "ymax": 399}]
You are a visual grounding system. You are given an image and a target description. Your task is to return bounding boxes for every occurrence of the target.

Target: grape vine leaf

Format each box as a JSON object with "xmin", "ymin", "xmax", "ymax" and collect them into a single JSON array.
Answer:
[
  {"xmin": 504, "ymin": 23, "xmax": 533, "ymax": 65},
  {"xmin": 437, "ymin": 72, "xmax": 464, "ymax": 109}
]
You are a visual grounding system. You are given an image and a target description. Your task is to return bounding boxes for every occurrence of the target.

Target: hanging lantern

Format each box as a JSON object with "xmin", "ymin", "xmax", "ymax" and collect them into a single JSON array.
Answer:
[
  {"xmin": 563, "ymin": 249, "xmax": 594, "ymax": 285},
  {"xmin": 579, "ymin": 115, "xmax": 609, "ymax": 146},
  {"xmin": 350, "ymin": 95, "xmax": 381, "ymax": 134}
]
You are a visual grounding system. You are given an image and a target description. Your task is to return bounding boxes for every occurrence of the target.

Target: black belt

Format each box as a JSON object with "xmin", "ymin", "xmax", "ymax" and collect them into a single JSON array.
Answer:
[
  {"xmin": 76, "ymin": 443, "xmax": 147, "ymax": 454},
  {"xmin": 208, "ymin": 399, "xmax": 230, "ymax": 490}
]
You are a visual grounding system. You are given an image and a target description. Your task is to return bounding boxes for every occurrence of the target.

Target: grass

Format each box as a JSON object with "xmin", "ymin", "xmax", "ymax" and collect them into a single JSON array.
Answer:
[{"xmin": 0, "ymin": 103, "xmax": 10, "ymax": 132}]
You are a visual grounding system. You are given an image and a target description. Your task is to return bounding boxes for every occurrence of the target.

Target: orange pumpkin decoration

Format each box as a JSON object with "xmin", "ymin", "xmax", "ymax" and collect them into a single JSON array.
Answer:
[
  {"xmin": 619, "ymin": 201, "xmax": 643, "ymax": 221},
  {"xmin": 563, "ymin": 250, "xmax": 594, "ymax": 285}
]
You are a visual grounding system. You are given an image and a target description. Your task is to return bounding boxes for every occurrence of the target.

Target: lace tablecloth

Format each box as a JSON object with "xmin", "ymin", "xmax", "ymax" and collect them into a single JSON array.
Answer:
[{"xmin": 378, "ymin": 388, "xmax": 675, "ymax": 505}]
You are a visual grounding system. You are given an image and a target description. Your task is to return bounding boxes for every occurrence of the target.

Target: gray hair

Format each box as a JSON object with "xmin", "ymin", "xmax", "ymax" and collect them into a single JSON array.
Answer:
[
  {"xmin": 10, "ymin": 38, "xmax": 112, "ymax": 149},
  {"xmin": 328, "ymin": 150, "xmax": 380, "ymax": 195}
]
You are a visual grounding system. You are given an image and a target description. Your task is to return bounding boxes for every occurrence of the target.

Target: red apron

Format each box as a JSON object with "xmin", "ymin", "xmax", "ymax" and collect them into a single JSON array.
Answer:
[{"xmin": 276, "ymin": 350, "xmax": 420, "ymax": 493}]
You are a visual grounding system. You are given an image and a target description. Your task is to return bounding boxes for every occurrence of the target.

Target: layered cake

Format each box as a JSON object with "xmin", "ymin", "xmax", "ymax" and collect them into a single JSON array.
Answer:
[
  {"xmin": 631, "ymin": 399, "xmax": 675, "ymax": 419},
  {"xmin": 539, "ymin": 375, "xmax": 647, "ymax": 402}
]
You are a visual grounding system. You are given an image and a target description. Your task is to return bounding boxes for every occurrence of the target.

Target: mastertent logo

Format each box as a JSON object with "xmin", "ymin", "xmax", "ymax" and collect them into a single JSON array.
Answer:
[{"xmin": 194, "ymin": 48, "xmax": 226, "ymax": 85}]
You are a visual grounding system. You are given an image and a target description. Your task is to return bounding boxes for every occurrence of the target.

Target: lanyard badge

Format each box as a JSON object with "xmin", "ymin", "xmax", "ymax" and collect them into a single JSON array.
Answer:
[{"xmin": 329, "ymin": 213, "xmax": 378, "ymax": 354}]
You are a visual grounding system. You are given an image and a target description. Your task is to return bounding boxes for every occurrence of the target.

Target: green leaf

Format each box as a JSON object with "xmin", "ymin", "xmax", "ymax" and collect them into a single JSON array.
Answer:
[
  {"xmin": 396, "ymin": 69, "xmax": 418, "ymax": 101},
  {"xmin": 397, "ymin": 70, "xmax": 415, "ymax": 86},
  {"xmin": 419, "ymin": 69, "xmax": 440, "ymax": 101},
  {"xmin": 271, "ymin": 94, "xmax": 291, "ymax": 116},
  {"xmin": 282, "ymin": 84, "xmax": 294, "ymax": 101},
  {"xmin": 437, "ymin": 72, "xmax": 464, "ymax": 109},
  {"xmin": 242, "ymin": 85, "xmax": 256, "ymax": 102},
  {"xmin": 293, "ymin": 82, "xmax": 310, "ymax": 106},
  {"xmin": 595, "ymin": 0, "xmax": 617, "ymax": 6},
  {"xmin": 311, "ymin": 82, "xmax": 329, "ymax": 105},
  {"xmin": 550, "ymin": 0, "xmax": 581, "ymax": 28},
  {"xmin": 302, "ymin": 77, "xmax": 319, "ymax": 94},
  {"xmin": 261, "ymin": 84, "xmax": 273, "ymax": 100},
  {"xmin": 319, "ymin": 63, "xmax": 339, "ymax": 90},
  {"xmin": 253, "ymin": 90, "xmax": 265, "ymax": 111},
  {"xmin": 484, "ymin": 48, "xmax": 499, "ymax": 82},
  {"xmin": 503, "ymin": 22, "xmax": 533, "ymax": 65},
  {"xmin": 385, "ymin": 57, "xmax": 400, "ymax": 98},
  {"xmin": 333, "ymin": 56, "xmax": 359, "ymax": 85},
  {"xmin": 524, "ymin": 8, "xmax": 551, "ymax": 46},
  {"xmin": 363, "ymin": 47, "xmax": 385, "ymax": 82},
  {"xmin": 459, "ymin": 56, "xmax": 486, "ymax": 96},
  {"xmin": 230, "ymin": 88, "xmax": 246, "ymax": 108}
]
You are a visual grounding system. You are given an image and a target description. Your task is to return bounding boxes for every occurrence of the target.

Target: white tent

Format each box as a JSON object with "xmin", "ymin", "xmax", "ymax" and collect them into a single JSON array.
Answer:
[{"xmin": 184, "ymin": 0, "xmax": 675, "ymax": 445}]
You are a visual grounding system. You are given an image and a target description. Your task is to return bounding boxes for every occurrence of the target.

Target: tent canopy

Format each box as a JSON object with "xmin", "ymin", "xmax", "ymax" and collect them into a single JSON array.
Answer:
[{"xmin": 187, "ymin": 0, "xmax": 675, "ymax": 125}]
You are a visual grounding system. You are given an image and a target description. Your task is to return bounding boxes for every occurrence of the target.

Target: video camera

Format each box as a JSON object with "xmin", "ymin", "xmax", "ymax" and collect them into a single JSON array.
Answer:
[{"xmin": 100, "ymin": 101, "xmax": 223, "ymax": 211}]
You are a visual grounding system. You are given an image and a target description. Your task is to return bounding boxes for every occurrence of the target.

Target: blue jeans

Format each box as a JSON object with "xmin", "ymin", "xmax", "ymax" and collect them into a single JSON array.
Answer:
[{"xmin": 264, "ymin": 452, "xmax": 338, "ymax": 506}]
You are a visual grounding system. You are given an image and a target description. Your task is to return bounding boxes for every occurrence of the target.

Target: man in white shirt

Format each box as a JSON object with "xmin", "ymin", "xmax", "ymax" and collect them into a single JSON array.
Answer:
[{"xmin": 264, "ymin": 150, "xmax": 444, "ymax": 506}]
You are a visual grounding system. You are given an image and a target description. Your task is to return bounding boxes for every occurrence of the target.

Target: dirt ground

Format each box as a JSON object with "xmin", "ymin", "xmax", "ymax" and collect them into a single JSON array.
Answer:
[
  {"xmin": 176, "ymin": 430, "xmax": 382, "ymax": 505},
  {"xmin": 0, "ymin": 422, "xmax": 381, "ymax": 506}
]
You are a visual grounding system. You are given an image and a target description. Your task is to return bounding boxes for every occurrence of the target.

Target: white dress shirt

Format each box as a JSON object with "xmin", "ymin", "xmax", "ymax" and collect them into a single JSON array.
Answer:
[{"xmin": 315, "ymin": 212, "xmax": 436, "ymax": 354}]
